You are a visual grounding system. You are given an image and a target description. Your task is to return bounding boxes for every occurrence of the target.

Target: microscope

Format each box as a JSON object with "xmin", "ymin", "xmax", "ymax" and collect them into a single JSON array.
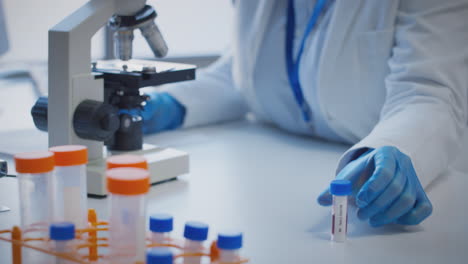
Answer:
[{"xmin": 31, "ymin": 0, "xmax": 194, "ymax": 197}]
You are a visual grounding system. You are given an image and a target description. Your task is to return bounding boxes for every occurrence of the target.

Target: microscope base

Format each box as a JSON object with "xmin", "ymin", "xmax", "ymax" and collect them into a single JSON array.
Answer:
[{"xmin": 87, "ymin": 146, "xmax": 189, "ymax": 197}]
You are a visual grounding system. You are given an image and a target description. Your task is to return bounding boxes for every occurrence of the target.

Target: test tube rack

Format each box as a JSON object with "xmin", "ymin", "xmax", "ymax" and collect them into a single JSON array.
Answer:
[{"xmin": 0, "ymin": 209, "xmax": 249, "ymax": 264}]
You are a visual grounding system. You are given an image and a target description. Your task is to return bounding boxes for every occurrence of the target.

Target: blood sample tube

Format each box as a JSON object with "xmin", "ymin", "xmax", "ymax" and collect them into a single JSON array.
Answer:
[
  {"xmin": 106, "ymin": 154, "xmax": 148, "ymax": 170},
  {"xmin": 330, "ymin": 179, "xmax": 352, "ymax": 242},
  {"xmin": 147, "ymin": 248, "xmax": 174, "ymax": 264},
  {"xmin": 107, "ymin": 167, "xmax": 150, "ymax": 264},
  {"xmin": 14, "ymin": 151, "xmax": 55, "ymax": 264},
  {"xmin": 49, "ymin": 145, "xmax": 88, "ymax": 228},
  {"xmin": 217, "ymin": 232, "xmax": 243, "ymax": 263},
  {"xmin": 49, "ymin": 222, "xmax": 76, "ymax": 264},
  {"xmin": 150, "ymin": 214, "xmax": 173, "ymax": 246},
  {"xmin": 183, "ymin": 221, "xmax": 209, "ymax": 264}
]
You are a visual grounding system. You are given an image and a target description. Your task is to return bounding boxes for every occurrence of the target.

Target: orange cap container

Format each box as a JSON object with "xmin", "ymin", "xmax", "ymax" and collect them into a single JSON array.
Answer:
[
  {"xmin": 106, "ymin": 154, "xmax": 148, "ymax": 170},
  {"xmin": 14, "ymin": 151, "xmax": 55, "ymax": 174},
  {"xmin": 49, "ymin": 145, "xmax": 88, "ymax": 166},
  {"xmin": 106, "ymin": 167, "xmax": 150, "ymax": 195}
]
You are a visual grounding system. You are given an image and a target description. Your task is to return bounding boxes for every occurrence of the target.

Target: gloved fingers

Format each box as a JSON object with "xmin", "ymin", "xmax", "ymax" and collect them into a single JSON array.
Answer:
[
  {"xmin": 142, "ymin": 92, "xmax": 185, "ymax": 134},
  {"xmin": 368, "ymin": 176, "xmax": 416, "ymax": 227},
  {"xmin": 317, "ymin": 153, "xmax": 370, "ymax": 207},
  {"xmin": 357, "ymin": 165, "xmax": 406, "ymax": 222},
  {"xmin": 317, "ymin": 188, "xmax": 332, "ymax": 206},
  {"xmin": 394, "ymin": 153, "xmax": 433, "ymax": 225},
  {"xmin": 335, "ymin": 153, "xmax": 371, "ymax": 182},
  {"xmin": 395, "ymin": 179, "xmax": 433, "ymax": 225},
  {"xmin": 395, "ymin": 197, "xmax": 433, "ymax": 225},
  {"xmin": 356, "ymin": 148, "xmax": 397, "ymax": 208}
]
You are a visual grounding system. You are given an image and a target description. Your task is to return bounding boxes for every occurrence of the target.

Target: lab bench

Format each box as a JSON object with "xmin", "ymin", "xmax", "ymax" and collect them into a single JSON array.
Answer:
[{"xmin": 1, "ymin": 120, "xmax": 467, "ymax": 264}]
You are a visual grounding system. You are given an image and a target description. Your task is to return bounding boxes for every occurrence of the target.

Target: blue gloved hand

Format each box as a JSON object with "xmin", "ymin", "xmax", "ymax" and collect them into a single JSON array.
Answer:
[
  {"xmin": 317, "ymin": 146, "xmax": 433, "ymax": 227},
  {"xmin": 141, "ymin": 91, "xmax": 186, "ymax": 134}
]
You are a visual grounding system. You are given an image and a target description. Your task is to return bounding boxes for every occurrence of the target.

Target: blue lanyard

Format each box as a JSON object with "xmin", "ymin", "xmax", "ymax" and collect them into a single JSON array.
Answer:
[{"xmin": 286, "ymin": 0, "xmax": 328, "ymax": 122}]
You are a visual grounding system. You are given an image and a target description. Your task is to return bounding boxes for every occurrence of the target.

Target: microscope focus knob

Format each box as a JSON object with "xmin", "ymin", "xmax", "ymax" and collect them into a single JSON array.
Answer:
[
  {"xmin": 73, "ymin": 100, "xmax": 120, "ymax": 141},
  {"xmin": 31, "ymin": 96, "xmax": 49, "ymax": 132}
]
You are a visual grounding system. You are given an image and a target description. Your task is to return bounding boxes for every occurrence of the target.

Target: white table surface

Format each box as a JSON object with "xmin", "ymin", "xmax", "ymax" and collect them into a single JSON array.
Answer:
[{"xmin": 1, "ymin": 119, "xmax": 468, "ymax": 264}]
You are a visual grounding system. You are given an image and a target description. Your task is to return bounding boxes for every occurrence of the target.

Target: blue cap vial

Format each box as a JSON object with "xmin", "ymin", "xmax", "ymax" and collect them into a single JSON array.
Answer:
[
  {"xmin": 146, "ymin": 248, "xmax": 173, "ymax": 264},
  {"xmin": 49, "ymin": 222, "xmax": 75, "ymax": 241},
  {"xmin": 330, "ymin": 179, "xmax": 352, "ymax": 196},
  {"xmin": 150, "ymin": 214, "xmax": 173, "ymax": 233},
  {"xmin": 184, "ymin": 221, "xmax": 209, "ymax": 241},
  {"xmin": 217, "ymin": 232, "xmax": 243, "ymax": 250}
]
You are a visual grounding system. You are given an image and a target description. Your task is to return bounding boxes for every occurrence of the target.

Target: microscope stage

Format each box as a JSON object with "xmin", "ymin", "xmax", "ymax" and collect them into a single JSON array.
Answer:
[{"xmin": 93, "ymin": 59, "xmax": 196, "ymax": 88}]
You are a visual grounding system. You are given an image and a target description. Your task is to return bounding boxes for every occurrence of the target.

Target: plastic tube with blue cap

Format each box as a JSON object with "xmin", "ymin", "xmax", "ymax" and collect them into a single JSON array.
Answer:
[
  {"xmin": 217, "ymin": 231, "xmax": 243, "ymax": 263},
  {"xmin": 146, "ymin": 248, "xmax": 174, "ymax": 264},
  {"xmin": 49, "ymin": 222, "xmax": 76, "ymax": 264},
  {"xmin": 330, "ymin": 179, "xmax": 352, "ymax": 242},
  {"xmin": 150, "ymin": 213, "xmax": 173, "ymax": 246},
  {"xmin": 183, "ymin": 221, "xmax": 209, "ymax": 264}
]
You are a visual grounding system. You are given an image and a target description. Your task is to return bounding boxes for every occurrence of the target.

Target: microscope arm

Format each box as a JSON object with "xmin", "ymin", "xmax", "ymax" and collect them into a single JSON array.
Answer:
[{"xmin": 48, "ymin": 0, "xmax": 146, "ymax": 160}]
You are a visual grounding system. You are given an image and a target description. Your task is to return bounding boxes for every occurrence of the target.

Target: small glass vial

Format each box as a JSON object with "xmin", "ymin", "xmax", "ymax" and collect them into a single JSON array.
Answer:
[
  {"xmin": 217, "ymin": 232, "xmax": 243, "ymax": 263},
  {"xmin": 330, "ymin": 179, "xmax": 352, "ymax": 242},
  {"xmin": 107, "ymin": 167, "xmax": 150, "ymax": 264},
  {"xmin": 106, "ymin": 154, "xmax": 148, "ymax": 170},
  {"xmin": 150, "ymin": 214, "xmax": 173, "ymax": 246},
  {"xmin": 49, "ymin": 222, "xmax": 76, "ymax": 264},
  {"xmin": 49, "ymin": 145, "xmax": 88, "ymax": 228},
  {"xmin": 14, "ymin": 151, "xmax": 55, "ymax": 264},
  {"xmin": 147, "ymin": 248, "xmax": 174, "ymax": 264},
  {"xmin": 183, "ymin": 221, "xmax": 209, "ymax": 264}
]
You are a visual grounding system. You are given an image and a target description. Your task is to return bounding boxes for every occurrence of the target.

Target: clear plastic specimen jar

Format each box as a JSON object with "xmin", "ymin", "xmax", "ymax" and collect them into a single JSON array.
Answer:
[
  {"xmin": 14, "ymin": 151, "xmax": 55, "ymax": 264},
  {"xmin": 107, "ymin": 167, "xmax": 150, "ymax": 264},
  {"xmin": 106, "ymin": 154, "xmax": 148, "ymax": 170},
  {"xmin": 49, "ymin": 145, "xmax": 88, "ymax": 228}
]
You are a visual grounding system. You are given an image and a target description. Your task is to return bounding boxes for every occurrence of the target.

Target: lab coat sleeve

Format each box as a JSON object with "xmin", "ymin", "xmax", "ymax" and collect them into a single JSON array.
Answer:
[
  {"xmin": 157, "ymin": 54, "xmax": 249, "ymax": 128},
  {"xmin": 336, "ymin": 0, "xmax": 468, "ymax": 188}
]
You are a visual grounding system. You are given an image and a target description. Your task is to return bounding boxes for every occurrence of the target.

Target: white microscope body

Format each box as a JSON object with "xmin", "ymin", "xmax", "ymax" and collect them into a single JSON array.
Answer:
[{"xmin": 47, "ymin": 0, "xmax": 189, "ymax": 196}]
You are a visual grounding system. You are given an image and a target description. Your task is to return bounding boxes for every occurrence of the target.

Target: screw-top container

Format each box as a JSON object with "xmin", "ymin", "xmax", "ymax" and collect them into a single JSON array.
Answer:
[
  {"xmin": 107, "ymin": 167, "xmax": 150, "ymax": 264},
  {"xmin": 217, "ymin": 232, "xmax": 243, "ymax": 263},
  {"xmin": 49, "ymin": 145, "xmax": 88, "ymax": 228},
  {"xmin": 150, "ymin": 214, "xmax": 173, "ymax": 246},
  {"xmin": 106, "ymin": 154, "xmax": 148, "ymax": 170},
  {"xmin": 14, "ymin": 151, "xmax": 55, "ymax": 264},
  {"xmin": 330, "ymin": 179, "xmax": 352, "ymax": 242},
  {"xmin": 183, "ymin": 221, "xmax": 209, "ymax": 264},
  {"xmin": 49, "ymin": 222, "xmax": 76, "ymax": 262},
  {"xmin": 146, "ymin": 248, "xmax": 174, "ymax": 264}
]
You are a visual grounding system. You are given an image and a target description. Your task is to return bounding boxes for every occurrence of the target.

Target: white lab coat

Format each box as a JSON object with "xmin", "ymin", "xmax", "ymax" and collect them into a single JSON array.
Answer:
[{"xmin": 163, "ymin": 0, "xmax": 468, "ymax": 187}]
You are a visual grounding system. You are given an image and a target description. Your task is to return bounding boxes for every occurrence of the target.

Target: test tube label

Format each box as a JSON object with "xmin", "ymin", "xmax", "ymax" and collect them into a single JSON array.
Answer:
[{"xmin": 331, "ymin": 196, "xmax": 348, "ymax": 242}]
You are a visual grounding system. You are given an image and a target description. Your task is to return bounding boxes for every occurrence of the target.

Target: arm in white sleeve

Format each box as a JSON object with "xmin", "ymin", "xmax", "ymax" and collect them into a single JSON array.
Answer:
[
  {"xmin": 157, "ymin": 53, "xmax": 249, "ymax": 128},
  {"xmin": 337, "ymin": 0, "xmax": 468, "ymax": 187}
]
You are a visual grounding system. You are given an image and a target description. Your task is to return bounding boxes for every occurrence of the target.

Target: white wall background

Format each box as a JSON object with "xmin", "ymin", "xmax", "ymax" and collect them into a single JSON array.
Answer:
[{"xmin": 0, "ymin": 0, "xmax": 233, "ymax": 62}]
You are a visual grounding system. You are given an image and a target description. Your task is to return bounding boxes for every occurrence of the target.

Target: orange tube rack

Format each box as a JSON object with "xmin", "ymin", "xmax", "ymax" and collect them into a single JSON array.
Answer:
[{"xmin": 0, "ymin": 209, "xmax": 249, "ymax": 264}]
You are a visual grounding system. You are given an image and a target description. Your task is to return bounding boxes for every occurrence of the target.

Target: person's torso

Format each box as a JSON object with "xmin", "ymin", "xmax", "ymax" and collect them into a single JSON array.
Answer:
[
  {"xmin": 253, "ymin": 0, "xmax": 342, "ymax": 142},
  {"xmin": 232, "ymin": 0, "xmax": 398, "ymax": 144}
]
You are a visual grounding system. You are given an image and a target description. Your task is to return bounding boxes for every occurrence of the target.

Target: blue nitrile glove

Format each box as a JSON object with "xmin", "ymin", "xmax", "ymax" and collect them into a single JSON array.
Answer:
[
  {"xmin": 317, "ymin": 146, "xmax": 433, "ymax": 227},
  {"xmin": 141, "ymin": 92, "xmax": 186, "ymax": 134}
]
